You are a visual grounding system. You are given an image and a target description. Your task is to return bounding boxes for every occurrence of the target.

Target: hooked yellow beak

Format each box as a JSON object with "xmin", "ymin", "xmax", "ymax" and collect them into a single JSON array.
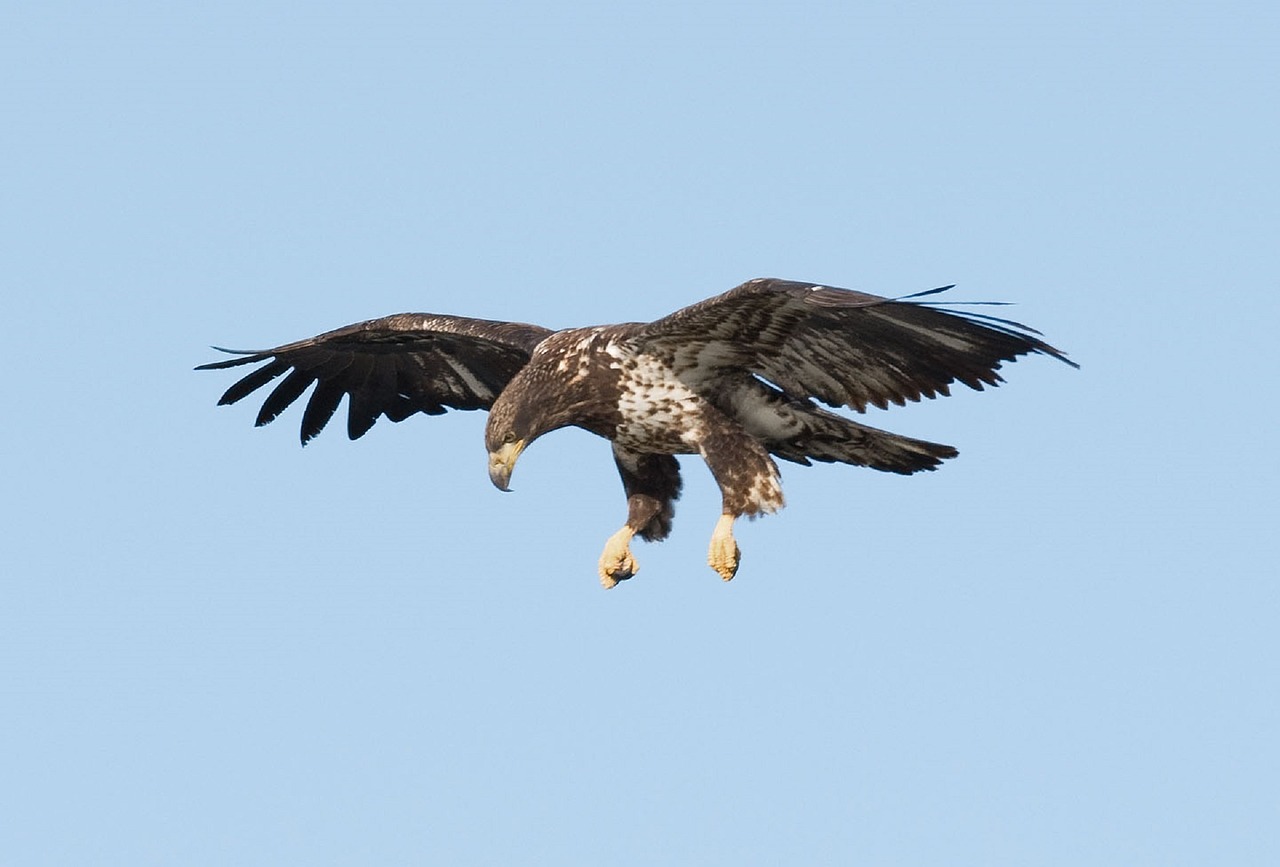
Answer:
[{"xmin": 488, "ymin": 439, "xmax": 526, "ymax": 492}]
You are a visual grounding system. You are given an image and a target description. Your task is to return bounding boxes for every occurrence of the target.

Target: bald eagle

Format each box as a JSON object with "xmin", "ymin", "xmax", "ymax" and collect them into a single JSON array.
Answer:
[{"xmin": 197, "ymin": 278, "xmax": 1075, "ymax": 587}]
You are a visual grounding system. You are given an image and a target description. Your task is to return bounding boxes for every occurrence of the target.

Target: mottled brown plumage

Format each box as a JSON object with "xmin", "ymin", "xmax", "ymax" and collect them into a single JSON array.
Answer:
[{"xmin": 198, "ymin": 278, "xmax": 1076, "ymax": 586}]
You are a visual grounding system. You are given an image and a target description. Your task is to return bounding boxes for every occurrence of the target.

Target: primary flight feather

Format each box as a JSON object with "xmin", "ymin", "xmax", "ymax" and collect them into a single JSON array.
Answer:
[{"xmin": 198, "ymin": 278, "xmax": 1076, "ymax": 586}]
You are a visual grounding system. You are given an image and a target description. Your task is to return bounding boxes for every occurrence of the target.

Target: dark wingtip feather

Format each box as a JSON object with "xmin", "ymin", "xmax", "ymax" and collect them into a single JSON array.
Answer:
[
  {"xmin": 895, "ymin": 284, "xmax": 956, "ymax": 301},
  {"xmin": 851, "ymin": 283, "xmax": 1080, "ymax": 371},
  {"xmin": 254, "ymin": 369, "xmax": 314, "ymax": 429},
  {"xmin": 215, "ymin": 359, "xmax": 290, "ymax": 406},
  {"xmin": 902, "ymin": 294, "xmax": 1080, "ymax": 370},
  {"xmin": 195, "ymin": 347, "xmax": 271, "ymax": 371},
  {"xmin": 901, "ymin": 304, "xmax": 1079, "ymax": 371},
  {"xmin": 299, "ymin": 381, "xmax": 345, "ymax": 445}
]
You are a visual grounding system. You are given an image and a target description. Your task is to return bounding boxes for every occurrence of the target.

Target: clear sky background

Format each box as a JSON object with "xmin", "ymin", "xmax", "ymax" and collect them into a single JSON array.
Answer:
[{"xmin": 3, "ymin": 3, "xmax": 1277, "ymax": 865}]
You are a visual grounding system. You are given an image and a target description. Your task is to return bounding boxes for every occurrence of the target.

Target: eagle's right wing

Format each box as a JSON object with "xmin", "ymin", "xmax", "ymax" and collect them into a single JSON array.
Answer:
[{"xmin": 196, "ymin": 314, "xmax": 554, "ymax": 444}]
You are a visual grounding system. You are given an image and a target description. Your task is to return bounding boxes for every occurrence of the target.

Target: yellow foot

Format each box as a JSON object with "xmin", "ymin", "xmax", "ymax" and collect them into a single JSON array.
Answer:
[
  {"xmin": 707, "ymin": 514, "xmax": 740, "ymax": 582},
  {"xmin": 597, "ymin": 526, "xmax": 638, "ymax": 589}
]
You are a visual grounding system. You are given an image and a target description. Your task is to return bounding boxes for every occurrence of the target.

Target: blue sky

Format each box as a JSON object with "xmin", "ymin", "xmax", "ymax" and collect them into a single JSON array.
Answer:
[{"xmin": 3, "ymin": 3, "xmax": 1277, "ymax": 864}]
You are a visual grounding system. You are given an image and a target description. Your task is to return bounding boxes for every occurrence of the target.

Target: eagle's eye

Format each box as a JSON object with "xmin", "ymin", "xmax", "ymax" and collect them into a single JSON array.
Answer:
[{"xmin": 502, "ymin": 431, "xmax": 517, "ymax": 444}]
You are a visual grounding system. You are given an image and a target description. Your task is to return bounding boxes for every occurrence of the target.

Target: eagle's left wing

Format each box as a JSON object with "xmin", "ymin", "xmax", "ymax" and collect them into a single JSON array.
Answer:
[
  {"xmin": 633, "ymin": 278, "xmax": 1076, "ymax": 411},
  {"xmin": 197, "ymin": 314, "xmax": 553, "ymax": 444}
]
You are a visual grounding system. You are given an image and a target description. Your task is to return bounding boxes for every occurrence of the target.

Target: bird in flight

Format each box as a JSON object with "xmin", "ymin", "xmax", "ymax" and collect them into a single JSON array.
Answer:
[{"xmin": 198, "ymin": 278, "xmax": 1075, "ymax": 587}]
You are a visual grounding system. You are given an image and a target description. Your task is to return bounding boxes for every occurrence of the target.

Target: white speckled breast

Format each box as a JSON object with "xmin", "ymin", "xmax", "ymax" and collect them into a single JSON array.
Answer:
[{"xmin": 607, "ymin": 346, "xmax": 707, "ymax": 454}]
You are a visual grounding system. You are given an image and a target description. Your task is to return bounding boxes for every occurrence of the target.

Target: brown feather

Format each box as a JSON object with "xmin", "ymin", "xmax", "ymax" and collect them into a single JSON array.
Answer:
[
  {"xmin": 637, "ymin": 278, "xmax": 1075, "ymax": 414},
  {"xmin": 197, "ymin": 314, "xmax": 552, "ymax": 444}
]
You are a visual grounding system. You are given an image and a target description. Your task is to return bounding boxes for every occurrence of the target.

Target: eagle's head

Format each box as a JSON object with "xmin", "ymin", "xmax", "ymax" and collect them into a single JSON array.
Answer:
[
  {"xmin": 484, "ymin": 330, "xmax": 607, "ymax": 491},
  {"xmin": 484, "ymin": 379, "xmax": 553, "ymax": 492}
]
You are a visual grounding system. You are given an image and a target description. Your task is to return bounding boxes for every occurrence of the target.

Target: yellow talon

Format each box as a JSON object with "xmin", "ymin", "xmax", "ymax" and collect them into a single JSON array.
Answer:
[
  {"xmin": 597, "ymin": 526, "xmax": 638, "ymax": 589},
  {"xmin": 707, "ymin": 514, "xmax": 740, "ymax": 582}
]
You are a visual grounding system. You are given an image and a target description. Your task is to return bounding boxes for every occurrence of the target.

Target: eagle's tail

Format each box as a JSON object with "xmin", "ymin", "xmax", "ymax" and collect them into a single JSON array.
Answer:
[{"xmin": 770, "ymin": 410, "xmax": 957, "ymax": 474}]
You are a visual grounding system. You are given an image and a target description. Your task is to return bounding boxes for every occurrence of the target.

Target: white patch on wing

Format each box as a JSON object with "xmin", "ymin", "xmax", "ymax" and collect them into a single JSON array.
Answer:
[
  {"xmin": 868, "ymin": 310, "xmax": 976, "ymax": 353},
  {"xmin": 669, "ymin": 339, "xmax": 744, "ymax": 384},
  {"xmin": 443, "ymin": 354, "xmax": 492, "ymax": 400}
]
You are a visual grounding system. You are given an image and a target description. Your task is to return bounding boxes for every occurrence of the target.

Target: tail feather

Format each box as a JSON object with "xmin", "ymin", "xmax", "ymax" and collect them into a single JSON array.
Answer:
[{"xmin": 769, "ymin": 409, "xmax": 957, "ymax": 474}]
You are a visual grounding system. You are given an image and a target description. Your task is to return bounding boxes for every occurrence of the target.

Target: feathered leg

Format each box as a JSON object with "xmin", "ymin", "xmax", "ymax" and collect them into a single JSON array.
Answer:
[
  {"xmin": 599, "ymin": 448, "xmax": 683, "ymax": 588},
  {"xmin": 698, "ymin": 424, "xmax": 784, "ymax": 583}
]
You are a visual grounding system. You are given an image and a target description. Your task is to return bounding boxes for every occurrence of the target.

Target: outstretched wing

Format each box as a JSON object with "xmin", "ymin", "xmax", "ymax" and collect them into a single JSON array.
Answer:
[
  {"xmin": 634, "ymin": 278, "xmax": 1076, "ymax": 411},
  {"xmin": 197, "ymin": 314, "xmax": 554, "ymax": 444}
]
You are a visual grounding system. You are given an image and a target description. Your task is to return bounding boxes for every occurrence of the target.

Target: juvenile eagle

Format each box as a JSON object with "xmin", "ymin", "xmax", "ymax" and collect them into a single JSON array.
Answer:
[{"xmin": 198, "ymin": 278, "xmax": 1075, "ymax": 587}]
